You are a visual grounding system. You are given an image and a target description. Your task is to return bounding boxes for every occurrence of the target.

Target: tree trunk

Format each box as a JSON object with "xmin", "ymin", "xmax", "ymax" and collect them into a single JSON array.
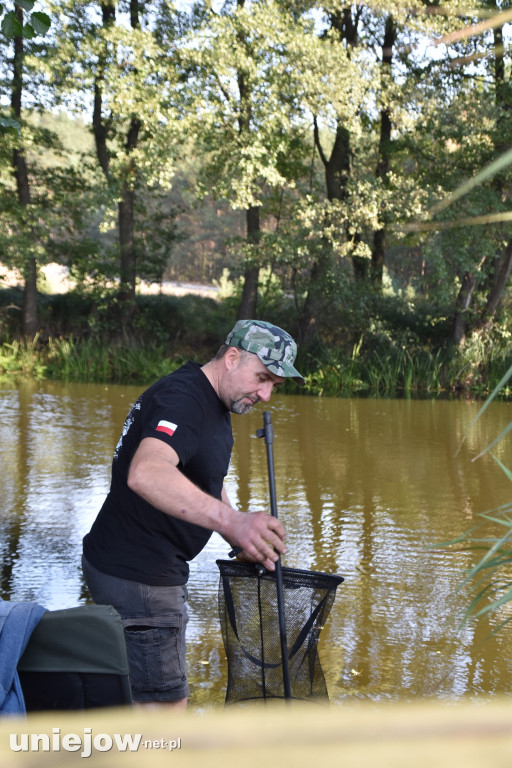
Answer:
[
  {"xmin": 297, "ymin": 253, "xmax": 328, "ymax": 345},
  {"xmin": 297, "ymin": 115, "xmax": 356, "ymax": 345},
  {"xmin": 12, "ymin": 150, "xmax": 38, "ymax": 337},
  {"xmin": 329, "ymin": 10, "xmax": 364, "ymax": 282},
  {"xmin": 480, "ymin": 241, "xmax": 512, "ymax": 324},
  {"xmin": 321, "ymin": 121, "xmax": 351, "ymax": 203},
  {"xmin": 493, "ymin": 22, "xmax": 511, "ymax": 158},
  {"xmin": 299, "ymin": 7, "xmax": 364, "ymax": 345},
  {"xmin": 237, "ymin": 205, "xmax": 260, "ymax": 320},
  {"xmin": 92, "ymin": 1, "xmax": 115, "ymax": 177},
  {"xmin": 234, "ymin": 3, "xmax": 260, "ymax": 321},
  {"xmin": 92, "ymin": 0, "xmax": 141, "ymax": 315},
  {"xmin": 11, "ymin": 8, "xmax": 38, "ymax": 337},
  {"xmin": 118, "ymin": 117, "xmax": 142, "ymax": 304},
  {"xmin": 452, "ymin": 272, "xmax": 477, "ymax": 346},
  {"xmin": 371, "ymin": 16, "xmax": 395, "ymax": 287},
  {"xmin": 118, "ymin": 190, "xmax": 137, "ymax": 302},
  {"xmin": 371, "ymin": 227, "xmax": 386, "ymax": 286},
  {"xmin": 117, "ymin": 0, "xmax": 142, "ymax": 305},
  {"xmin": 21, "ymin": 257, "xmax": 38, "ymax": 338}
]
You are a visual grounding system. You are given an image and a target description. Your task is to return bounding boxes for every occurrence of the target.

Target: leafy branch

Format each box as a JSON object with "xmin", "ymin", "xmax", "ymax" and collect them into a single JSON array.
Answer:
[
  {"xmin": 0, "ymin": 0, "xmax": 50, "ymax": 39},
  {"xmin": 0, "ymin": 1, "xmax": 51, "ymax": 134}
]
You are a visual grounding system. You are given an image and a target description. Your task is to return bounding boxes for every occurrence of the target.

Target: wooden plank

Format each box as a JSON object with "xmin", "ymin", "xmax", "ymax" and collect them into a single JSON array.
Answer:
[{"xmin": 2, "ymin": 699, "xmax": 512, "ymax": 767}]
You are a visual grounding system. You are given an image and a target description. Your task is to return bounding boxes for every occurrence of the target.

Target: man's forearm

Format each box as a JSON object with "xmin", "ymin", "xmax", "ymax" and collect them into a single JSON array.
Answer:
[
  {"xmin": 127, "ymin": 437, "xmax": 285, "ymax": 568},
  {"xmin": 128, "ymin": 452, "xmax": 234, "ymax": 538}
]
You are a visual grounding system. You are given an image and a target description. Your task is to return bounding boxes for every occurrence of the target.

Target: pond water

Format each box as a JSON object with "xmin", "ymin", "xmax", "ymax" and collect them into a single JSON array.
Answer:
[{"xmin": 1, "ymin": 380, "xmax": 511, "ymax": 709}]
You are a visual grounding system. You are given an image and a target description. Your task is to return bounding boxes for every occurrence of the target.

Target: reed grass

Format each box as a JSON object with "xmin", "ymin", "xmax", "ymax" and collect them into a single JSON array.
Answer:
[
  {"xmin": 0, "ymin": 333, "xmax": 511, "ymax": 399},
  {"xmin": 303, "ymin": 342, "xmax": 511, "ymax": 399},
  {"xmin": 443, "ymin": 364, "xmax": 512, "ymax": 633},
  {"xmin": 0, "ymin": 336, "xmax": 48, "ymax": 380},
  {"xmin": 0, "ymin": 336, "xmax": 184, "ymax": 385}
]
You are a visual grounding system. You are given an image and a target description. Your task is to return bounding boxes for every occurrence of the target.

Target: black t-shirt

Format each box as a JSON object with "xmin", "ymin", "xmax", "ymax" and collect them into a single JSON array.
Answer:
[{"xmin": 83, "ymin": 361, "xmax": 234, "ymax": 585}]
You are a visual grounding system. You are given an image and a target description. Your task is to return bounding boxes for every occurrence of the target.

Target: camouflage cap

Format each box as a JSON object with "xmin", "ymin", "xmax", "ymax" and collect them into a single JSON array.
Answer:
[{"xmin": 225, "ymin": 319, "xmax": 304, "ymax": 385}]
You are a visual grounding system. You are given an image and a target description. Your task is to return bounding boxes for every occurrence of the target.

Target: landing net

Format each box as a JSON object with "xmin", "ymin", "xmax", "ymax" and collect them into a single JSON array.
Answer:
[{"xmin": 217, "ymin": 559, "xmax": 343, "ymax": 704}]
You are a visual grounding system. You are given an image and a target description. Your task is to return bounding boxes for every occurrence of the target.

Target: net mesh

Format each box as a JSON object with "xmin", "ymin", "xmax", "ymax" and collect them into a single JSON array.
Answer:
[{"xmin": 217, "ymin": 559, "xmax": 344, "ymax": 704}]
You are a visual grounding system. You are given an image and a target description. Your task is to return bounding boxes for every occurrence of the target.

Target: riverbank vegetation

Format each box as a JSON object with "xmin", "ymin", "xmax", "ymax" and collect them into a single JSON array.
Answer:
[
  {"xmin": 0, "ymin": 284, "xmax": 511, "ymax": 399},
  {"xmin": 1, "ymin": 1, "xmax": 511, "ymax": 398}
]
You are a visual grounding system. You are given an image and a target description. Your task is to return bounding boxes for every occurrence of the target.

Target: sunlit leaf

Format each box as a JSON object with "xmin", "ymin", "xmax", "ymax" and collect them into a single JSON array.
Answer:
[
  {"xmin": 30, "ymin": 11, "xmax": 50, "ymax": 35},
  {"xmin": 16, "ymin": 0, "xmax": 35, "ymax": 11},
  {"xmin": 1, "ymin": 10, "xmax": 22, "ymax": 36},
  {"xmin": 0, "ymin": 116, "xmax": 21, "ymax": 135},
  {"xmin": 22, "ymin": 22, "xmax": 35, "ymax": 38}
]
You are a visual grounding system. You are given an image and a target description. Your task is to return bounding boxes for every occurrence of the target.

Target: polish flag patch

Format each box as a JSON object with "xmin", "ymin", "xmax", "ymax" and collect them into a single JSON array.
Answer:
[{"xmin": 156, "ymin": 420, "xmax": 178, "ymax": 437}]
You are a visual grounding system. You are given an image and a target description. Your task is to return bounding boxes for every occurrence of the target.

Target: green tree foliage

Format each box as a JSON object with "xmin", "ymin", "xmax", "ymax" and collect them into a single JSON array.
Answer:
[
  {"xmin": 180, "ymin": 0, "xmax": 312, "ymax": 317},
  {"xmin": 0, "ymin": 113, "xmax": 103, "ymax": 312},
  {"xmin": 0, "ymin": 1, "xmax": 56, "ymax": 335},
  {"xmin": 40, "ymin": 0, "xmax": 185, "ymax": 317},
  {"xmin": 0, "ymin": 0, "xmax": 511, "ymax": 356},
  {"xmin": 402, "ymin": 3, "xmax": 512, "ymax": 346},
  {"xmin": 275, "ymin": 0, "xmax": 512, "ymax": 350},
  {"xmin": 0, "ymin": 1, "xmax": 50, "ymax": 135}
]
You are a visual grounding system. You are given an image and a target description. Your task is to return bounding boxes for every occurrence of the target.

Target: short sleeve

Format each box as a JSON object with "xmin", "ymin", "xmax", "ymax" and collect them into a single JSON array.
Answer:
[{"xmin": 140, "ymin": 387, "xmax": 204, "ymax": 468}]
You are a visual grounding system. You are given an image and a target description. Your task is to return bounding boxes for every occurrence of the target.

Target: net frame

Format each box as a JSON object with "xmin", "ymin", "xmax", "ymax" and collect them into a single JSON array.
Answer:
[{"xmin": 217, "ymin": 559, "xmax": 343, "ymax": 704}]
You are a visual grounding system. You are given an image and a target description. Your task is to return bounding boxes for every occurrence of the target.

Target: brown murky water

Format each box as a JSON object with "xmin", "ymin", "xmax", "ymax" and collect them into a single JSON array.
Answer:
[{"xmin": 1, "ymin": 380, "xmax": 511, "ymax": 708}]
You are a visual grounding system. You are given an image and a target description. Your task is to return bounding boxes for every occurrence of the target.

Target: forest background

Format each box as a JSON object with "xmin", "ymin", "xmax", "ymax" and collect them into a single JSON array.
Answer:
[{"xmin": 1, "ymin": 0, "xmax": 512, "ymax": 398}]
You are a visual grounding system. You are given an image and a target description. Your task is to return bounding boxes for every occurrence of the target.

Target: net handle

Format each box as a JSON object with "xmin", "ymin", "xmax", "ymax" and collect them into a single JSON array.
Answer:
[{"xmin": 257, "ymin": 410, "xmax": 292, "ymax": 700}]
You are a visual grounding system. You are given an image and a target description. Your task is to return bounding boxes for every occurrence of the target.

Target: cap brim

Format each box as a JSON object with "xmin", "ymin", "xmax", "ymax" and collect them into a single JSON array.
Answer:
[{"xmin": 280, "ymin": 364, "xmax": 305, "ymax": 386}]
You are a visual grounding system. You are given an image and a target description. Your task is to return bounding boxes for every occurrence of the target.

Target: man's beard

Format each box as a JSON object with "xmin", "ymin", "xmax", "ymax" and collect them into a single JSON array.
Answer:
[{"xmin": 230, "ymin": 396, "xmax": 259, "ymax": 415}]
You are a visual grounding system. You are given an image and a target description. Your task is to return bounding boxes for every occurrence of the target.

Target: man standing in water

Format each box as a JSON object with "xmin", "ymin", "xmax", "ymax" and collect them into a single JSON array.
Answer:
[{"xmin": 82, "ymin": 319, "xmax": 304, "ymax": 709}]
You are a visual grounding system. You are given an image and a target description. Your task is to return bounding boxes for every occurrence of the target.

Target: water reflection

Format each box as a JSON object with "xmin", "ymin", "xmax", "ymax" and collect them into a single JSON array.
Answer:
[{"xmin": 0, "ymin": 382, "xmax": 511, "ymax": 707}]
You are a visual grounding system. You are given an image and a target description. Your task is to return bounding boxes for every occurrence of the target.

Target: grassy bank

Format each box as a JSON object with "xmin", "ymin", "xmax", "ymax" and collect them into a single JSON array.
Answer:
[
  {"xmin": 1, "ymin": 332, "xmax": 511, "ymax": 400},
  {"xmin": 0, "ymin": 288, "xmax": 511, "ymax": 399},
  {"xmin": 303, "ymin": 343, "xmax": 512, "ymax": 399},
  {"xmin": 0, "ymin": 336, "xmax": 187, "ymax": 385}
]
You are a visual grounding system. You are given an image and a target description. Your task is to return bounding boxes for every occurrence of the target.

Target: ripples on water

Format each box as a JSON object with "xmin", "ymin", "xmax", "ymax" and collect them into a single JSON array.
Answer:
[{"xmin": 1, "ymin": 382, "xmax": 511, "ymax": 707}]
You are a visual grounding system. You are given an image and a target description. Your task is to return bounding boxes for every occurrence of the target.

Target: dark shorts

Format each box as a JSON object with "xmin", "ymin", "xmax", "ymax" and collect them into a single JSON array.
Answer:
[{"xmin": 82, "ymin": 556, "xmax": 189, "ymax": 703}]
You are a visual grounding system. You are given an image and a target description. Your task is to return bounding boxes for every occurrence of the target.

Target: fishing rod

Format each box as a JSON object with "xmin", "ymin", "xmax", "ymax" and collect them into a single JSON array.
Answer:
[{"xmin": 257, "ymin": 410, "xmax": 292, "ymax": 701}]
